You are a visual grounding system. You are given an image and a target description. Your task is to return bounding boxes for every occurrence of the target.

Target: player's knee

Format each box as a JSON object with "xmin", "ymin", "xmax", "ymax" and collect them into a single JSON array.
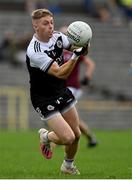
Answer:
[
  {"xmin": 74, "ymin": 128, "xmax": 81, "ymax": 141},
  {"xmin": 62, "ymin": 134, "xmax": 75, "ymax": 145}
]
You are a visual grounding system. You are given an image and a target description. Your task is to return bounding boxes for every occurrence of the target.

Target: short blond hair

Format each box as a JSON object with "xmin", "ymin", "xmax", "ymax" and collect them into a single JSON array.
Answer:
[{"xmin": 31, "ymin": 9, "xmax": 53, "ymax": 20}]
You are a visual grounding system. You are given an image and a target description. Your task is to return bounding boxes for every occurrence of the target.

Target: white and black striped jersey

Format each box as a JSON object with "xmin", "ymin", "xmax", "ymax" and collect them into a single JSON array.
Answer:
[{"xmin": 26, "ymin": 31, "xmax": 71, "ymax": 98}]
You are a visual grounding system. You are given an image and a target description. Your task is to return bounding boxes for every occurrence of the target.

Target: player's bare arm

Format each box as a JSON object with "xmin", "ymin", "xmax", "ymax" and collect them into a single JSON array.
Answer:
[
  {"xmin": 47, "ymin": 59, "xmax": 78, "ymax": 79},
  {"xmin": 47, "ymin": 46, "xmax": 89, "ymax": 79},
  {"xmin": 83, "ymin": 56, "xmax": 95, "ymax": 80}
]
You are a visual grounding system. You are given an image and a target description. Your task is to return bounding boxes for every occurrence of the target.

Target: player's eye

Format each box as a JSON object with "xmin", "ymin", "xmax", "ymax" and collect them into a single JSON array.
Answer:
[{"xmin": 43, "ymin": 22, "xmax": 48, "ymax": 25}]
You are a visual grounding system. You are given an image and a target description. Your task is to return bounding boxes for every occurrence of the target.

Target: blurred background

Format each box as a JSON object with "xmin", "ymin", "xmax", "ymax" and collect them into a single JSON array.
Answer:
[{"xmin": 0, "ymin": 0, "xmax": 132, "ymax": 130}]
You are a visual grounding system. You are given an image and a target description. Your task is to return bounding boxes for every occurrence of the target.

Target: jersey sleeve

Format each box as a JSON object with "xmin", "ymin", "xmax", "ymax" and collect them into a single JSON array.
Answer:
[{"xmin": 29, "ymin": 51, "xmax": 54, "ymax": 72}]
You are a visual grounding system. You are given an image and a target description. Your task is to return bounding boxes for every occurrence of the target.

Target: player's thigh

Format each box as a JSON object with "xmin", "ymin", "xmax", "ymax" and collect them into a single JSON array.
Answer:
[
  {"xmin": 62, "ymin": 106, "xmax": 81, "ymax": 137},
  {"xmin": 47, "ymin": 113, "xmax": 75, "ymax": 140}
]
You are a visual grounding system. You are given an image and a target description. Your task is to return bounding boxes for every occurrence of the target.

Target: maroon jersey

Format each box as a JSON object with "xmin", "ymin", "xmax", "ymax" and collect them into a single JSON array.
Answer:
[{"xmin": 63, "ymin": 50, "xmax": 84, "ymax": 89}]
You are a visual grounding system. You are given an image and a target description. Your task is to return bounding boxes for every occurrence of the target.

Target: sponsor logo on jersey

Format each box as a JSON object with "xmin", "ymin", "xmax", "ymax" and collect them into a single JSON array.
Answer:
[{"xmin": 56, "ymin": 97, "xmax": 63, "ymax": 104}]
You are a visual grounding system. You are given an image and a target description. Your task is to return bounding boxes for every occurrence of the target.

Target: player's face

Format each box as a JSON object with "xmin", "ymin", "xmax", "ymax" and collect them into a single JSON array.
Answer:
[{"xmin": 34, "ymin": 15, "xmax": 54, "ymax": 42}]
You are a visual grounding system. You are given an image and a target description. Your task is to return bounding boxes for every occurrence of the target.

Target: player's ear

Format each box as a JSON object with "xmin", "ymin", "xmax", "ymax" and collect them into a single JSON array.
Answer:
[
  {"xmin": 32, "ymin": 20, "xmax": 39, "ymax": 31},
  {"xmin": 34, "ymin": 25, "xmax": 38, "ymax": 31}
]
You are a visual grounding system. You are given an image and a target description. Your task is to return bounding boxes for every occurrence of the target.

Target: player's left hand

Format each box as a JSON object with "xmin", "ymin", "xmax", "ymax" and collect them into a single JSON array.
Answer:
[
  {"xmin": 80, "ymin": 76, "xmax": 90, "ymax": 86},
  {"xmin": 73, "ymin": 44, "xmax": 89, "ymax": 56}
]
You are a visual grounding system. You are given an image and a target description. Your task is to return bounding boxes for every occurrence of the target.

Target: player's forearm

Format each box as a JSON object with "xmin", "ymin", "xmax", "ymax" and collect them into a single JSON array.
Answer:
[
  {"xmin": 57, "ymin": 58, "xmax": 78, "ymax": 79},
  {"xmin": 48, "ymin": 47, "xmax": 88, "ymax": 79}
]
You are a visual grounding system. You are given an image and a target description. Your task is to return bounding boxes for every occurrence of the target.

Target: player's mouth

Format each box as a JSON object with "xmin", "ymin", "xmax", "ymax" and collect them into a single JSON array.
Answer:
[{"xmin": 49, "ymin": 31, "xmax": 53, "ymax": 37}]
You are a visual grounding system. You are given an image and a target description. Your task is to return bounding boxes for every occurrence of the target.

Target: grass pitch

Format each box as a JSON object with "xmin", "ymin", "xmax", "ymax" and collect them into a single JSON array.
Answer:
[{"xmin": 0, "ymin": 130, "xmax": 132, "ymax": 179}]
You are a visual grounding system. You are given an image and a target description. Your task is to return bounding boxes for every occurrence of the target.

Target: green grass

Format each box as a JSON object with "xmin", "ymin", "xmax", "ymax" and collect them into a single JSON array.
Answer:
[{"xmin": 0, "ymin": 129, "xmax": 132, "ymax": 179}]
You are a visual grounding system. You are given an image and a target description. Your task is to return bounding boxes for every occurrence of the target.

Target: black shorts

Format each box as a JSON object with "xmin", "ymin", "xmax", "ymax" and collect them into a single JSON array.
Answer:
[{"xmin": 31, "ymin": 88, "xmax": 77, "ymax": 121}]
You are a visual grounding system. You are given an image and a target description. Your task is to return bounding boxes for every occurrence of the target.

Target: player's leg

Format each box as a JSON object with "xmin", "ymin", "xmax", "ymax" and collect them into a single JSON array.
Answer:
[
  {"xmin": 68, "ymin": 87, "xmax": 97, "ymax": 147},
  {"xmin": 79, "ymin": 119, "xmax": 97, "ymax": 147},
  {"xmin": 62, "ymin": 106, "xmax": 81, "ymax": 159},
  {"xmin": 38, "ymin": 113, "xmax": 77, "ymax": 159},
  {"xmin": 60, "ymin": 106, "xmax": 81, "ymax": 174},
  {"xmin": 47, "ymin": 114, "xmax": 76, "ymax": 145}
]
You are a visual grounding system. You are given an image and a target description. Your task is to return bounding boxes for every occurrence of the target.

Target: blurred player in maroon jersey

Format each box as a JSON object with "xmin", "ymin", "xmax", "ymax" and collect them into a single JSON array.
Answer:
[{"xmin": 60, "ymin": 25, "xmax": 97, "ymax": 147}]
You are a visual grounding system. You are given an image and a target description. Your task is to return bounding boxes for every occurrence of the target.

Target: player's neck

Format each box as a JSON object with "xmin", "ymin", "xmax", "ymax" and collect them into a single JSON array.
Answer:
[{"xmin": 34, "ymin": 33, "xmax": 49, "ymax": 43}]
